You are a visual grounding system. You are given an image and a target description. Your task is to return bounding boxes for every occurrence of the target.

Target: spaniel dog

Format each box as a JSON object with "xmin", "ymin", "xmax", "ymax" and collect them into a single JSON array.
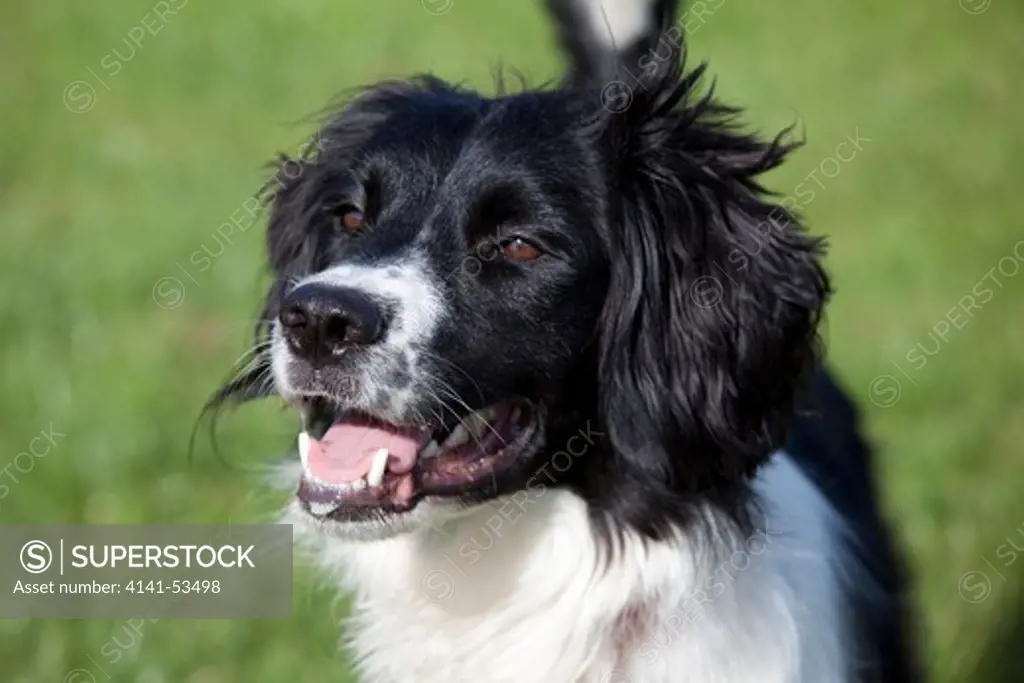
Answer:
[{"xmin": 213, "ymin": 0, "xmax": 919, "ymax": 681}]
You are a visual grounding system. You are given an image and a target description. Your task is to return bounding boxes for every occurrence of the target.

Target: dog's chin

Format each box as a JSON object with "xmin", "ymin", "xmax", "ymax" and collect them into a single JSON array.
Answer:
[
  {"xmin": 283, "ymin": 496, "xmax": 474, "ymax": 542},
  {"xmin": 288, "ymin": 396, "xmax": 545, "ymax": 541}
]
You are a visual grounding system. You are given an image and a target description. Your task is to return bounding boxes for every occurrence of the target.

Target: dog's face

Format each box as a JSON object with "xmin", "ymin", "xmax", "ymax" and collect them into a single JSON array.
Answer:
[
  {"xmin": 222, "ymin": 43, "xmax": 829, "ymax": 541},
  {"xmin": 264, "ymin": 83, "xmax": 611, "ymax": 537}
]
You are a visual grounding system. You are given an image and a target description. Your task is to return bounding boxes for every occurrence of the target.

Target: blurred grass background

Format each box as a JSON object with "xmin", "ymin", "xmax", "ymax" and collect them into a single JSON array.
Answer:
[{"xmin": 1, "ymin": 0, "xmax": 1022, "ymax": 681}]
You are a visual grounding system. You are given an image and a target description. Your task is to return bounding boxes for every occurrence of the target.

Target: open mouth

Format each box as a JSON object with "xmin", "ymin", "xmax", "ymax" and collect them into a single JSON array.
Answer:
[{"xmin": 295, "ymin": 399, "xmax": 539, "ymax": 520}]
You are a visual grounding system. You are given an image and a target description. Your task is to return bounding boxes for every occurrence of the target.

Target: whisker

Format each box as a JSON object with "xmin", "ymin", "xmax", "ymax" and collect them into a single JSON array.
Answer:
[
  {"xmin": 433, "ymin": 379, "xmax": 508, "ymax": 447},
  {"xmin": 426, "ymin": 380, "xmax": 503, "ymax": 496},
  {"xmin": 418, "ymin": 350, "xmax": 485, "ymax": 403}
]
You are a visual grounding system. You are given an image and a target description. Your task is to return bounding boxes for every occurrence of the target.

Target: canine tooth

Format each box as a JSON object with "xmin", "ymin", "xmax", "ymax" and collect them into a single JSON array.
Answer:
[
  {"xmin": 298, "ymin": 431, "xmax": 310, "ymax": 468},
  {"xmin": 308, "ymin": 501, "xmax": 337, "ymax": 516},
  {"xmin": 350, "ymin": 477, "xmax": 368, "ymax": 491},
  {"xmin": 420, "ymin": 439, "xmax": 441, "ymax": 459},
  {"xmin": 442, "ymin": 422, "xmax": 471, "ymax": 449},
  {"xmin": 367, "ymin": 448, "xmax": 389, "ymax": 488}
]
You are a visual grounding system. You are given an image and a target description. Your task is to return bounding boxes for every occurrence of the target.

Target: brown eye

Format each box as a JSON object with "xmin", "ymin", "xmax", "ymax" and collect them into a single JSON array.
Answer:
[
  {"xmin": 501, "ymin": 237, "xmax": 541, "ymax": 262},
  {"xmin": 335, "ymin": 207, "xmax": 364, "ymax": 233}
]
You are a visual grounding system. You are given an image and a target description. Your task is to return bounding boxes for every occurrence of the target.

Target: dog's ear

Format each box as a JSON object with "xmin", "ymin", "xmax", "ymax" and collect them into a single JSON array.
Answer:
[
  {"xmin": 546, "ymin": 0, "xmax": 680, "ymax": 86},
  {"xmin": 594, "ymin": 60, "xmax": 830, "ymax": 502}
]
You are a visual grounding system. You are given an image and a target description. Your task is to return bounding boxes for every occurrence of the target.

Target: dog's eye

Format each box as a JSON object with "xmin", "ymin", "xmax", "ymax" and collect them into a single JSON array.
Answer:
[
  {"xmin": 500, "ymin": 236, "xmax": 542, "ymax": 262},
  {"xmin": 334, "ymin": 207, "xmax": 365, "ymax": 233}
]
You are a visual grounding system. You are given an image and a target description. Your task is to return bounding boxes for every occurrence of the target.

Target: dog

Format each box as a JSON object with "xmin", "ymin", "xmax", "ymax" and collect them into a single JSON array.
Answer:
[{"xmin": 212, "ymin": 0, "xmax": 920, "ymax": 680}]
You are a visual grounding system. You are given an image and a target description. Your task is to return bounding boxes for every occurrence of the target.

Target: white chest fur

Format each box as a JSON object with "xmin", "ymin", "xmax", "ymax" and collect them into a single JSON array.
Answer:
[{"xmin": 288, "ymin": 454, "xmax": 852, "ymax": 683}]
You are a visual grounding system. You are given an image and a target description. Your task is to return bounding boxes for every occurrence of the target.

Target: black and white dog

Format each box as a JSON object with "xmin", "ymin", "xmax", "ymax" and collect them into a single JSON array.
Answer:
[{"xmin": 214, "ymin": 0, "xmax": 919, "ymax": 680}]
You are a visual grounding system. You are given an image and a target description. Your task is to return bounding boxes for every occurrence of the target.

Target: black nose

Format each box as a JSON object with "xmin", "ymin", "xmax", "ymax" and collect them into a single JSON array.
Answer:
[{"xmin": 279, "ymin": 284, "xmax": 386, "ymax": 364}]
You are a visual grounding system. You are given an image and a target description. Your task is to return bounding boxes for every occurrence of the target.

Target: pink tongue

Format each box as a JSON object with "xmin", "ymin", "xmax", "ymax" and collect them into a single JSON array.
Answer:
[{"xmin": 307, "ymin": 421, "xmax": 425, "ymax": 485}]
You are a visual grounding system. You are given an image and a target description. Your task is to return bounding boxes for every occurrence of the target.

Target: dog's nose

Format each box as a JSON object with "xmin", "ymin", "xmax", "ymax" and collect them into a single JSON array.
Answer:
[{"xmin": 279, "ymin": 284, "xmax": 385, "ymax": 363}]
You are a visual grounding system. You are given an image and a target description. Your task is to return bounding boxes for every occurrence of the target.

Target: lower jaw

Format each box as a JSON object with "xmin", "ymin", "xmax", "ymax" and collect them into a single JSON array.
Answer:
[
  {"xmin": 297, "ymin": 469, "xmax": 507, "ymax": 521},
  {"xmin": 297, "ymin": 487, "xmax": 423, "ymax": 522}
]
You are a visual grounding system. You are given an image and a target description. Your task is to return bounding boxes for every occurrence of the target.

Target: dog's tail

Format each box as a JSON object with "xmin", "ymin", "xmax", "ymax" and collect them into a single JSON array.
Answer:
[{"xmin": 545, "ymin": 0, "xmax": 681, "ymax": 86}]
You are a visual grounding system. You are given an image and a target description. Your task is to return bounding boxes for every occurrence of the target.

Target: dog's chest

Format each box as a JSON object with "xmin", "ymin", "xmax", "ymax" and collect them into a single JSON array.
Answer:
[{"xmin": 331, "ymin": 493, "xmax": 637, "ymax": 683}]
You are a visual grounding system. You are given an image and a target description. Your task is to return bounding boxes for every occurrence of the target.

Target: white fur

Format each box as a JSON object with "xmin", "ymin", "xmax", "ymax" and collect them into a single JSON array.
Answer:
[
  {"xmin": 284, "ymin": 452, "xmax": 855, "ymax": 683},
  {"xmin": 578, "ymin": 0, "xmax": 657, "ymax": 50}
]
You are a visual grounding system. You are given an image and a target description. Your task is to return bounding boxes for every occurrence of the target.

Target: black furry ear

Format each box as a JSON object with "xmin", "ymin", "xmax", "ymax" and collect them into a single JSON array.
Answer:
[{"xmin": 595, "ymin": 61, "xmax": 830, "ymax": 504}]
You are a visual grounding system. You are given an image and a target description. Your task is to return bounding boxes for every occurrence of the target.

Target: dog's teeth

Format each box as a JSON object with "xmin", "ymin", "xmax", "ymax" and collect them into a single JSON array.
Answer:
[
  {"xmin": 350, "ymin": 477, "xmax": 368, "ymax": 491},
  {"xmin": 437, "ymin": 408, "xmax": 500, "ymax": 451},
  {"xmin": 298, "ymin": 431, "xmax": 310, "ymax": 468},
  {"xmin": 308, "ymin": 500, "xmax": 337, "ymax": 516},
  {"xmin": 442, "ymin": 422, "xmax": 471, "ymax": 449},
  {"xmin": 364, "ymin": 446, "xmax": 387, "ymax": 489},
  {"xmin": 366, "ymin": 448, "xmax": 389, "ymax": 488},
  {"xmin": 420, "ymin": 439, "xmax": 441, "ymax": 459}
]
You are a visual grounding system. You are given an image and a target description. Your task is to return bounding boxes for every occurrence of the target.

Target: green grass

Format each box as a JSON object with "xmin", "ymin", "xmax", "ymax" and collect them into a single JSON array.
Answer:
[{"xmin": 1, "ymin": 0, "xmax": 1022, "ymax": 680}]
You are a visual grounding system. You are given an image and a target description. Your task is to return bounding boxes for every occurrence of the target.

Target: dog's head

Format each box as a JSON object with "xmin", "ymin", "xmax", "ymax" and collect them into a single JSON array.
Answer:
[{"xmin": 217, "ymin": 0, "xmax": 828, "ymax": 540}]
